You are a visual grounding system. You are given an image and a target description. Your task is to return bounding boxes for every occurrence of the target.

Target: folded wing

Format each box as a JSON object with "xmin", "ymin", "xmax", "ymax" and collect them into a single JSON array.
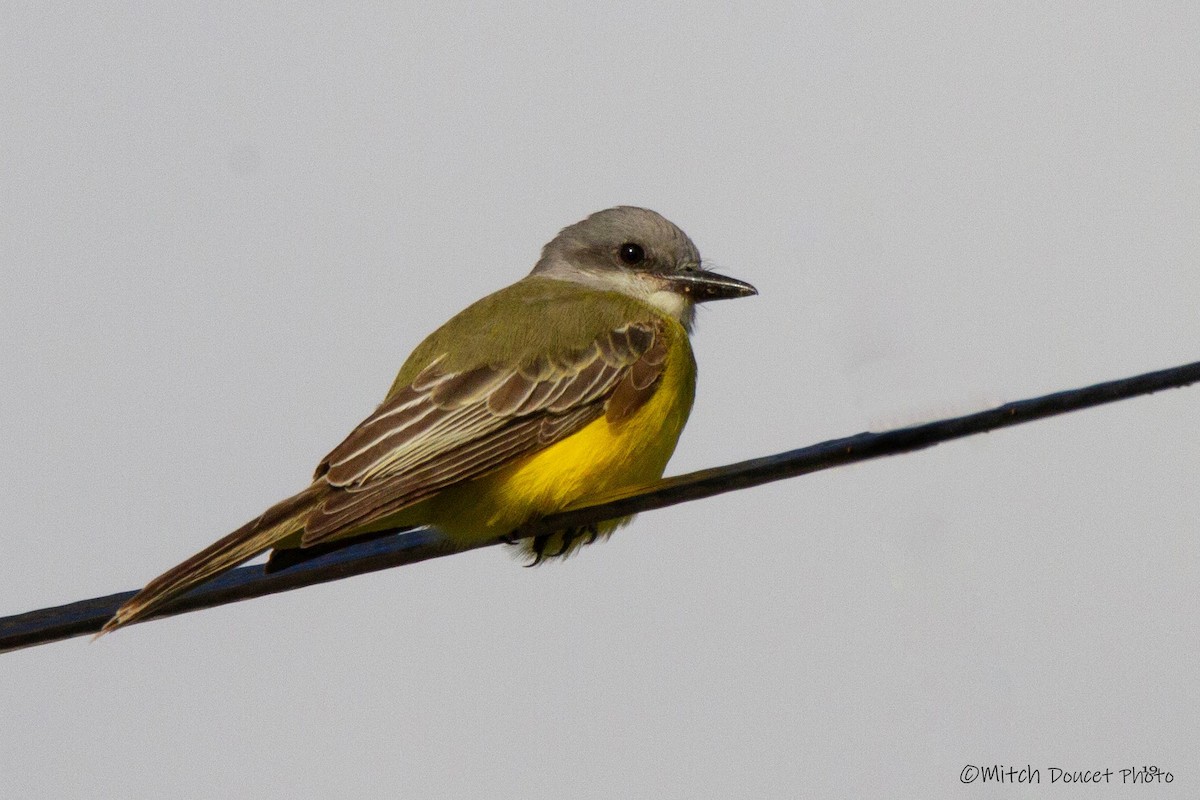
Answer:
[{"xmin": 302, "ymin": 320, "xmax": 669, "ymax": 544}]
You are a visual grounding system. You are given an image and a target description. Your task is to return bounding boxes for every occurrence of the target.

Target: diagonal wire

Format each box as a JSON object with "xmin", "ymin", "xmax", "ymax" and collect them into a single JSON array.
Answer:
[{"xmin": 3, "ymin": 358, "xmax": 1199, "ymax": 653}]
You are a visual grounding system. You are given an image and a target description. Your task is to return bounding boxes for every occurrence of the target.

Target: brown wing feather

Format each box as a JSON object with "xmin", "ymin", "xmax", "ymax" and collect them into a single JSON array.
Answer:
[
  {"xmin": 304, "ymin": 406, "xmax": 599, "ymax": 541},
  {"xmin": 300, "ymin": 320, "xmax": 670, "ymax": 546},
  {"xmin": 605, "ymin": 325, "xmax": 670, "ymax": 423}
]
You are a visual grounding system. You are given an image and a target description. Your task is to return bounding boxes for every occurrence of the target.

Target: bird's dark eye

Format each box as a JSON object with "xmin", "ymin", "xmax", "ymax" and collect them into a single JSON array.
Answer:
[{"xmin": 618, "ymin": 242, "xmax": 645, "ymax": 265}]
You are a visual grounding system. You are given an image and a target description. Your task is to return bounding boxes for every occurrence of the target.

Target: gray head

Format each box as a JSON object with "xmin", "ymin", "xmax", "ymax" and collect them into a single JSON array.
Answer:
[{"xmin": 530, "ymin": 206, "xmax": 756, "ymax": 329}]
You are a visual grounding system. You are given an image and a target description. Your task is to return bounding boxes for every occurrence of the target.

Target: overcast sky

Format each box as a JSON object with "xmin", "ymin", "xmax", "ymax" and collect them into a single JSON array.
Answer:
[{"xmin": 2, "ymin": 4, "xmax": 1198, "ymax": 798}]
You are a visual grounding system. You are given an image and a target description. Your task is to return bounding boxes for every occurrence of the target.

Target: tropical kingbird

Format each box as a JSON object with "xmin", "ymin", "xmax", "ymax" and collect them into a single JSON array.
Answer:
[{"xmin": 102, "ymin": 206, "xmax": 756, "ymax": 634}]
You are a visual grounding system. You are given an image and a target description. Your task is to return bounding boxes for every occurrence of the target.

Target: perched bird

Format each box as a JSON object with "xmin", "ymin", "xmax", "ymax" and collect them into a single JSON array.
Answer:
[{"xmin": 102, "ymin": 207, "xmax": 756, "ymax": 634}]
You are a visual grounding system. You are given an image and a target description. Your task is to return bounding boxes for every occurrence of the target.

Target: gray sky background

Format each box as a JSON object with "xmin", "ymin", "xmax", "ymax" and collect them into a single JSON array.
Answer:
[{"xmin": 2, "ymin": 4, "xmax": 1198, "ymax": 798}]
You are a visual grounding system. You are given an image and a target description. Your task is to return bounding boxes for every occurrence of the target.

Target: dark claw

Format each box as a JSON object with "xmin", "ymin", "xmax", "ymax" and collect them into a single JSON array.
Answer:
[
  {"xmin": 549, "ymin": 532, "xmax": 572, "ymax": 558},
  {"xmin": 553, "ymin": 523, "xmax": 599, "ymax": 558},
  {"xmin": 525, "ymin": 533, "xmax": 550, "ymax": 567},
  {"xmin": 524, "ymin": 523, "xmax": 601, "ymax": 566}
]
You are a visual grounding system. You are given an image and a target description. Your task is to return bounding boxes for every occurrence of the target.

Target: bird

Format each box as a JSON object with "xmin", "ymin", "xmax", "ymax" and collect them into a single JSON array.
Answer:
[{"xmin": 100, "ymin": 206, "xmax": 757, "ymax": 635}]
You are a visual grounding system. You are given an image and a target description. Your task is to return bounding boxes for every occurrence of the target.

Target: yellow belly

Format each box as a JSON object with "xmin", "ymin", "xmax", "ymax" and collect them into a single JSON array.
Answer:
[{"xmin": 393, "ymin": 329, "xmax": 697, "ymax": 556}]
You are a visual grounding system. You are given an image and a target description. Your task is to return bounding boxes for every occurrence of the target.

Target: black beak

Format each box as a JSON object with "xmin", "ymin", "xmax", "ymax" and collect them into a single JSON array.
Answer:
[{"xmin": 668, "ymin": 269, "xmax": 758, "ymax": 302}]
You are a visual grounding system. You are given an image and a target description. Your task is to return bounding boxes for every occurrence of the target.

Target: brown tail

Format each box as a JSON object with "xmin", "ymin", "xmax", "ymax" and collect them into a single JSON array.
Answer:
[{"xmin": 98, "ymin": 485, "xmax": 324, "ymax": 636}]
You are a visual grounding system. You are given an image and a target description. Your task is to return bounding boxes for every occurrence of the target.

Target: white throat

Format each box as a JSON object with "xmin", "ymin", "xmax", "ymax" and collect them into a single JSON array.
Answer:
[{"xmin": 534, "ymin": 265, "xmax": 697, "ymax": 329}]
